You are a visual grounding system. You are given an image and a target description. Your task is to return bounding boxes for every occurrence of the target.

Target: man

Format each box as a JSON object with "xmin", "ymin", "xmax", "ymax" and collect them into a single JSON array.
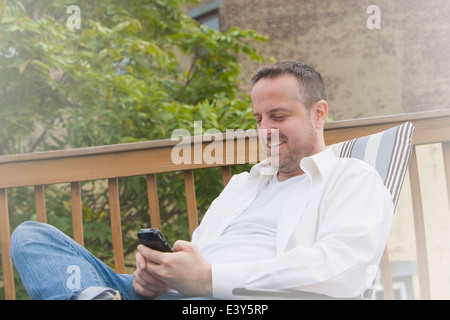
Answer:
[{"xmin": 10, "ymin": 61, "xmax": 393, "ymax": 300}]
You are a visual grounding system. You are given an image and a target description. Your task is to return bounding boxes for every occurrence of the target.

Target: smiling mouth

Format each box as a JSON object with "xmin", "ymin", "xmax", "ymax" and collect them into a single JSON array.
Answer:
[{"xmin": 267, "ymin": 141, "xmax": 284, "ymax": 148}]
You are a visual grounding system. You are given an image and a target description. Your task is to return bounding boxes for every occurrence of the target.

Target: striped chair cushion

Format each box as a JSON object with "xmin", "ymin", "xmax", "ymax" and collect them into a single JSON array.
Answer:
[{"xmin": 329, "ymin": 122, "xmax": 414, "ymax": 207}]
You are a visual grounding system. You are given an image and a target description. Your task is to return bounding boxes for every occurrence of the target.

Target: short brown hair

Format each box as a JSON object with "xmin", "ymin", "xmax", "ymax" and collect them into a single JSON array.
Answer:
[{"xmin": 251, "ymin": 61, "xmax": 327, "ymax": 109}]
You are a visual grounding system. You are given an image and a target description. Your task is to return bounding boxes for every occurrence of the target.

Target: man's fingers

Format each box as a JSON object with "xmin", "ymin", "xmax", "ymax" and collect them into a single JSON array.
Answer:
[
  {"xmin": 137, "ymin": 244, "xmax": 168, "ymax": 264},
  {"xmin": 132, "ymin": 277, "xmax": 165, "ymax": 299},
  {"xmin": 135, "ymin": 252, "xmax": 167, "ymax": 288},
  {"xmin": 136, "ymin": 251, "xmax": 146, "ymax": 270},
  {"xmin": 172, "ymin": 240, "xmax": 191, "ymax": 252},
  {"xmin": 133, "ymin": 269, "xmax": 167, "ymax": 291},
  {"xmin": 133, "ymin": 254, "xmax": 168, "ymax": 298}
]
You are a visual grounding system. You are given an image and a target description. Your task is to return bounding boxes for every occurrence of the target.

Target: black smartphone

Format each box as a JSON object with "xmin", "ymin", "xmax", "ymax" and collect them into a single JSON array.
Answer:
[{"xmin": 137, "ymin": 228, "xmax": 172, "ymax": 252}]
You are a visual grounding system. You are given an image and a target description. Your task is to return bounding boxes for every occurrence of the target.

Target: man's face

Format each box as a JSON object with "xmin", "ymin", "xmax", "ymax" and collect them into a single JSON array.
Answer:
[{"xmin": 251, "ymin": 74, "xmax": 321, "ymax": 176}]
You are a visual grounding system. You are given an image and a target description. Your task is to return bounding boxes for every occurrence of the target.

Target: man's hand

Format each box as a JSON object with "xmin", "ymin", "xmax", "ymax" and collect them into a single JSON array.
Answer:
[
  {"xmin": 132, "ymin": 240, "xmax": 212, "ymax": 298},
  {"xmin": 133, "ymin": 250, "xmax": 169, "ymax": 299}
]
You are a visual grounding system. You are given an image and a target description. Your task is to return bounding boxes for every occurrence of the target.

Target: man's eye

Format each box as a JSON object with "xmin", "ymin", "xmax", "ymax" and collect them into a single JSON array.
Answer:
[{"xmin": 272, "ymin": 116, "xmax": 286, "ymax": 121}]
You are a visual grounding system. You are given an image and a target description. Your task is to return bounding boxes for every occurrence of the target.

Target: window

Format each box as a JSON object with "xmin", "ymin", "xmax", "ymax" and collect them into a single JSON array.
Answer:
[
  {"xmin": 188, "ymin": 0, "xmax": 220, "ymax": 31},
  {"xmin": 370, "ymin": 261, "xmax": 417, "ymax": 300}
]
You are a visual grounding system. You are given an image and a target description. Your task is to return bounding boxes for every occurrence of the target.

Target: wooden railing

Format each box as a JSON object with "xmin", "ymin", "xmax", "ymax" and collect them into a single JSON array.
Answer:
[{"xmin": 1, "ymin": 109, "xmax": 450, "ymax": 300}]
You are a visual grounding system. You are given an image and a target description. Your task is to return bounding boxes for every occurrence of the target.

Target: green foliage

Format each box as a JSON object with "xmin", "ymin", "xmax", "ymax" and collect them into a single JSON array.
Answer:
[
  {"xmin": 1, "ymin": 0, "xmax": 267, "ymax": 151},
  {"xmin": 0, "ymin": 0, "xmax": 267, "ymax": 298}
]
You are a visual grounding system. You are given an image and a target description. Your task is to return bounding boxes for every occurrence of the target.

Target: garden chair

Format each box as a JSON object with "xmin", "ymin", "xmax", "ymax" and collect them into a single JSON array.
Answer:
[{"xmin": 232, "ymin": 121, "xmax": 415, "ymax": 299}]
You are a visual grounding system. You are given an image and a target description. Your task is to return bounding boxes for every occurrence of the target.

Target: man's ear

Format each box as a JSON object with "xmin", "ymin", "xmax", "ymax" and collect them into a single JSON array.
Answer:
[{"xmin": 311, "ymin": 100, "xmax": 328, "ymax": 129}]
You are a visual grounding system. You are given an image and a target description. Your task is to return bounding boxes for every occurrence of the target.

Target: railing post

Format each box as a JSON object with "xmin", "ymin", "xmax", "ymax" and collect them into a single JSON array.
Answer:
[
  {"xmin": 71, "ymin": 182, "xmax": 84, "ymax": 246},
  {"xmin": 34, "ymin": 185, "xmax": 47, "ymax": 223},
  {"xmin": 108, "ymin": 178, "xmax": 125, "ymax": 274},
  {"xmin": 221, "ymin": 166, "xmax": 232, "ymax": 188},
  {"xmin": 146, "ymin": 174, "xmax": 161, "ymax": 230},
  {"xmin": 441, "ymin": 141, "xmax": 450, "ymax": 216},
  {"xmin": 183, "ymin": 170, "xmax": 198, "ymax": 238},
  {"xmin": 409, "ymin": 147, "xmax": 431, "ymax": 299},
  {"xmin": 379, "ymin": 246, "xmax": 395, "ymax": 300},
  {"xmin": 0, "ymin": 188, "xmax": 15, "ymax": 300}
]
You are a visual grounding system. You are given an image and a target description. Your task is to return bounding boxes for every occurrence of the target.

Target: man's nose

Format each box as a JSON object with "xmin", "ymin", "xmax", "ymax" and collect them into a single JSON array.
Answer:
[
  {"xmin": 258, "ymin": 117, "xmax": 270, "ymax": 131},
  {"xmin": 258, "ymin": 126, "xmax": 279, "ymax": 140},
  {"xmin": 258, "ymin": 118, "xmax": 277, "ymax": 134}
]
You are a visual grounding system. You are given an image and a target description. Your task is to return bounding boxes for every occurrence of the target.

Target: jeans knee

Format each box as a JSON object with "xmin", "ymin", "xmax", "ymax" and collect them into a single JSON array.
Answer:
[{"xmin": 10, "ymin": 221, "xmax": 49, "ymax": 260}]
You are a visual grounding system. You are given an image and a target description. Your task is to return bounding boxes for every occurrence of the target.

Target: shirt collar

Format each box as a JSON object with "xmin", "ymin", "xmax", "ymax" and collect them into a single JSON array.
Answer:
[
  {"xmin": 300, "ymin": 147, "xmax": 337, "ymax": 179},
  {"xmin": 249, "ymin": 147, "xmax": 337, "ymax": 180}
]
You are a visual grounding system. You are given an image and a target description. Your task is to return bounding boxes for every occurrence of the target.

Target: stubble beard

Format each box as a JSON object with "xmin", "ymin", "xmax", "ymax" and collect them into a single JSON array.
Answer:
[{"xmin": 277, "ymin": 127, "xmax": 317, "ymax": 175}]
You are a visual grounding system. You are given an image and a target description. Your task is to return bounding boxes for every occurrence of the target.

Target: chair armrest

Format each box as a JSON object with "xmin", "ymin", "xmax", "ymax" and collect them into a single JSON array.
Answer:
[{"xmin": 232, "ymin": 287, "xmax": 367, "ymax": 300}]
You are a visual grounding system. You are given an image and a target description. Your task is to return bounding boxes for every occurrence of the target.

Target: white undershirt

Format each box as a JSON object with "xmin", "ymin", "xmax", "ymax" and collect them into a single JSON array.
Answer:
[{"xmin": 200, "ymin": 174, "xmax": 307, "ymax": 264}]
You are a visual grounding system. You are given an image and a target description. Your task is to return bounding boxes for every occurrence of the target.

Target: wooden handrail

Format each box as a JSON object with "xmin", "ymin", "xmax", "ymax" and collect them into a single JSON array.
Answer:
[
  {"xmin": 0, "ymin": 132, "xmax": 260, "ymax": 189},
  {"xmin": 324, "ymin": 109, "xmax": 450, "ymax": 145},
  {"xmin": 1, "ymin": 109, "xmax": 448, "ymax": 170}
]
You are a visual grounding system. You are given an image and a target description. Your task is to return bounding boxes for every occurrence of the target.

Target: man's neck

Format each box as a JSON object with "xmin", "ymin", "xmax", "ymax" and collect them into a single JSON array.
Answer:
[
  {"xmin": 276, "ymin": 144, "xmax": 326, "ymax": 182},
  {"xmin": 277, "ymin": 169, "xmax": 305, "ymax": 182}
]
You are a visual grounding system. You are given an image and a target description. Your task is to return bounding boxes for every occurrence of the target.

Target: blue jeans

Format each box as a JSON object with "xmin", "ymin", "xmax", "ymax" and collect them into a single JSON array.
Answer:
[{"xmin": 10, "ymin": 221, "xmax": 211, "ymax": 300}]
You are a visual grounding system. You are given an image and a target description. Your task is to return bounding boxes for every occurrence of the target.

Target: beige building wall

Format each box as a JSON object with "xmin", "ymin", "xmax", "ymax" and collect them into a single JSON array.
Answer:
[{"xmin": 219, "ymin": 0, "xmax": 450, "ymax": 121}]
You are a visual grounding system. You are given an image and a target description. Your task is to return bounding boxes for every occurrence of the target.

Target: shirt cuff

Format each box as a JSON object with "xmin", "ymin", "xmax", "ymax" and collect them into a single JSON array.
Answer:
[{"xmin": 211, "ymin": 263, "xmax": 246, "ymax": 299}]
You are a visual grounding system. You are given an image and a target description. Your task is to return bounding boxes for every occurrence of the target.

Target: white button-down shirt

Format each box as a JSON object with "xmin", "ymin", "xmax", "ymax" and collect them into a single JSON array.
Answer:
[{"xmin": 192, "ymin": 147, "xmax": 394, "ymax": 299}]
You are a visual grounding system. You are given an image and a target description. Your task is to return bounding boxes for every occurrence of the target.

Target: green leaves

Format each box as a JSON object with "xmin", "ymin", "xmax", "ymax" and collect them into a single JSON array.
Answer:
[{"xmin": 1, "ymin": 0, "xmax": 267, "ymax": 284}]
